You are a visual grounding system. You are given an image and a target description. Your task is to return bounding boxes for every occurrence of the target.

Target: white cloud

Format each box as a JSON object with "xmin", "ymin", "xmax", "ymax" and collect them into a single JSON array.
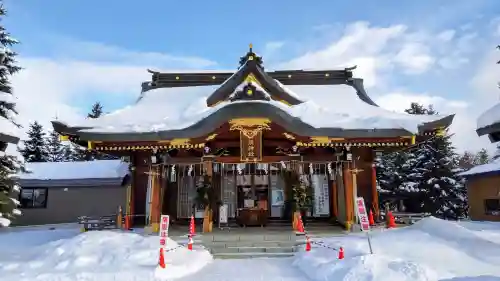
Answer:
[
  {"xmin": 10, "ymin": 42, "xmax": 217, "ymax": 139},
  {"xmin": 393, "ymin": 43, "xmax": 435, "ymax": 74},
  {"xmin": 437, "ymin": 30, "xmax": 456, "ymax": 41},
  {"xmin": 264, "ymin": 41, "xmax": 285, "ymax": 53},
  {"xmin": 275, "ymin": 21, "xmax": 500, "ymax": 153}
]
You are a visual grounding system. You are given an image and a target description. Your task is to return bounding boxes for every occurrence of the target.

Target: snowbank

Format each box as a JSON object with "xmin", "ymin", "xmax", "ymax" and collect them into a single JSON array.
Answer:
[
  {"xmin": 0, "ymin": 228, "xmax": 212, "ymax": 281},
  {"xmin": 294, "ymin": 217, "xmax": 500, "ymax": 281}
]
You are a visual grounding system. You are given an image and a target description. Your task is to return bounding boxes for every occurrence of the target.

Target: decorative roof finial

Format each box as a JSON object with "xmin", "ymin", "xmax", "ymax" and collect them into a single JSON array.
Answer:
[{"xmin": 239, "ymin": 44, "xmax": 263, "ymax": 69}]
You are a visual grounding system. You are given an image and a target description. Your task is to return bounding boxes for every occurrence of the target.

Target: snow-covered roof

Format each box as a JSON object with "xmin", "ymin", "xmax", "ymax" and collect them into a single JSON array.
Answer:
[
  {"xmin": 0, "ymin": 117, "xmax": 20, "ymax": 144},
  {"xmin": 60, "ymin": 84, "xmax": 449, "ymax": 135},
  {"xmin": 458, "ymin": 159, "xmax": 500, "ymax": 178},
  {"xmin": 477, "ymin": 103, "xmax": 500, "ymax": 131},
  {"xmin": 19, "ymin": 160, "xmax": 129, "ymax": 181}
]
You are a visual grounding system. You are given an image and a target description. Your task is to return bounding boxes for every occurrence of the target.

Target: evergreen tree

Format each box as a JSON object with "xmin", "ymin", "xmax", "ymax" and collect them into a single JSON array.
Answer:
[
  {"xmin": 46, "ymin": 130, "xmax": 64, "ymax": 162},
  {"xmin": 375, "ymin": 150, "xmax": 407, "ymax": 195},
  {"xmin": 0, "ymin": 3, "xmax": 25, "ymax": 226},
  {"xmin": 473, "ymin": 148, "xmax": 490, "ymax": 165},
  {"xmin": 20, "ymin": 121, "xmax": 48, "ymax": 162},
  {"xmin": 457, "ymin": 151, "xmax": 476, "ymax": 170},
  {"xmin": 78, "ymin": 101, "xmax": 117, "ymax": 161},
  {"xmin": 399, "ymin": 103, "xmax": 467, "ymax": 219},
  {"xmin": 62, "ymin": 142, "xmax": 84, "ymax": 161},
  {"xmin": 87, "ymin": 102, "xmax": 103, "ymax": 118}
]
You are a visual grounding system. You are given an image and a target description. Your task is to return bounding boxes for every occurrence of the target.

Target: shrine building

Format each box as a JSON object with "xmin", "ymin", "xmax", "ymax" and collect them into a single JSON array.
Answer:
[{"xmin": 52, "ymin": 45, "xmax": 454, "ymax": 231}]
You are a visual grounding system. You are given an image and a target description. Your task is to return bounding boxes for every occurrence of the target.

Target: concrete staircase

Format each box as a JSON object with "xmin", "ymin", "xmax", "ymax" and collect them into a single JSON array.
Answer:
[{"xmin": 171, "ymin": 230, "xmax": 301, "ymax": 259}]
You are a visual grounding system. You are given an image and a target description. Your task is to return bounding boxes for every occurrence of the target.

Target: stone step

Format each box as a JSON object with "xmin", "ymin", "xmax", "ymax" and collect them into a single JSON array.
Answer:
[
  {"xmin": 173, "ymin": 234, "xmax": 296, "ymax": 242},
  {"xmin": 210, "ymin": 245, "xmax": 297, "ymax": 254},
  {"xmin": 213, "ymin": 252, "xmax": 295, "ymax": 259}
]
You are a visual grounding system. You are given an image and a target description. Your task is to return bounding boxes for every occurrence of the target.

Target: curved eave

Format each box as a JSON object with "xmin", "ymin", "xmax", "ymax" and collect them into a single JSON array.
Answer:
[
  {"xmin": 52, "ymin": 103, "xmax": 418, "ymax": 143},
  {"xmin": 476, "ymin": 122, "xmax": 500, "ymax": 143},
  {"xmin": 0, "ymin": 132, "xmax": 19, "ymax": 145},
  {"xmin": 419, "ymin": 114, "xmax": 455, "ymax": 133},
  {"xmin": 205, "ymin": 61, "xmax": 304, "ymax": 107}
]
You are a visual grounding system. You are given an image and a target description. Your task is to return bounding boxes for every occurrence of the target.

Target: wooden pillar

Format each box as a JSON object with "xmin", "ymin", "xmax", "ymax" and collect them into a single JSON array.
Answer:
[
  {"xmin": 371, "ymin": 163, "xmax": 379, "ymax": 217},
  {"xmin": 128, "ymin": 157, "xmax": 136, "ymax": 227},
  {"xmin": 149, "ymin": 165, "xmax": 162, "ymax": 233},
  {"xmin": 342, "ymin": 162, "xmax": 354, "ymax": 228},
  {"xmin": 202, "ymin": 156, "xmax": 214, "ymax": 233}
]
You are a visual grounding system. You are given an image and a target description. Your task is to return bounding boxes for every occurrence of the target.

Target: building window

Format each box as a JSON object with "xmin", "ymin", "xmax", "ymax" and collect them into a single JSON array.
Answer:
[
  {"xmin": 20, "ymin": 188, "xmax": 48, "ymax": 209},
  {"xmin": 484, "ymin": 199, "xmax": 500, "ymax": 215}
]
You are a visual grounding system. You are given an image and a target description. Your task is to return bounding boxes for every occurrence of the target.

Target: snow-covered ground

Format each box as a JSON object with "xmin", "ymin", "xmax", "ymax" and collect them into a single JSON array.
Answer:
[
  {"xmin": 0, "ymin": 217, "xmax": 499, "ymax": 281},
  {"xmin": 0, "ymin": 225, "xmax": 212, "ymax": 281},
  {"xmin": 295, "ymin": 217, "xmax": 500, "ymax": 281}
]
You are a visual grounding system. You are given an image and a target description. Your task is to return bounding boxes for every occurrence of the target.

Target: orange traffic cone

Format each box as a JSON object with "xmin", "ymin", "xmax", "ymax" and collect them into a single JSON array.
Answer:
[
  {"xmin": 305, "ymin": 236, "xmax": 311, "ymax": 252},
  {"xmin": 387, "ymin": 211, "xmax": 396, "ymax": 228},
  {"xmin": 187, "ymin": 235, "xmax": 193, "ymax": 251},
  {"xmin": 189, "ymin": 215, "xmax": 195, "ymax": 236},
  {"xmin": 369, "ymin": 210, "xmax": 375, "ymax": 226},
  {"xmin": 158, "ymin": 248, "xmax": 166, "ymax": 268},
  {"xmin": 338, "ymin": 247, "xmax": 344, "ymax": 260},
  {"xmin": 296, "ymin": 213, "xmax": 305, "ymax": 233}
]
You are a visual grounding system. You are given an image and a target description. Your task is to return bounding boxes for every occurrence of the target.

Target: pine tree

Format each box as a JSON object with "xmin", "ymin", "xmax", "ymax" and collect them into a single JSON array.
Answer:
[
  {"xmin": 46, "ymin": 130, "xmax": 64, "ymax": 162},
  {"xmin": 375, "ymin": 150, "xmax": 407, "ymax": 196},
  {"xmin": 473, "ymin": 148, "xmax": 490, "ymax": 165},
  {"xmin": 0, "ymin": 3, "xmax": 25, "ymax": 227},
  {"xmin": 457, "ymin": 151, "xmax": 476, "ymax": 170},
  {"xmin": 77, "ymin": 101, "xmax": 117, "ymax": 161},
  {"xmin": 87, "ymin": 102, "xmax": 103, "ymax": 118},
  {"xmin": 20, "ymin": 121, "xmax": 48, "ymax": 162},
  {"xmin": 62, "ymin": 142, "xmax": 84, "ymax": 161},
  {"xmin": 399, "ymin": 103, "xmax": 467, "ymax": 219}
]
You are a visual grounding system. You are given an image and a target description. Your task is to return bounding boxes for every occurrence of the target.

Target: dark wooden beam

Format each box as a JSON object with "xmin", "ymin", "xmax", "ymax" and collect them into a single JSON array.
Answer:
[{"xmin": 144, "ymin": 68, "xmax": 354, "ymax": 90}]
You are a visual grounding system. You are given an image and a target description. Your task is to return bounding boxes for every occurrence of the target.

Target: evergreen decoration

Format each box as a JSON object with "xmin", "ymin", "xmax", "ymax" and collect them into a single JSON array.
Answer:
[
  {"xmin": 46, "ymin": 130, "xmax": 65, "ymax": 162},
  {"xmin": 280, "ymin": 166, "xmax": 313, "ymax": 219},
  {"xmin": 20, "ymin": 121, "xmax": 48, "ymax": 162},
  {"xmin": 193, "ymin": 175, "xmax": 220, "ymax": 213},
  {"xmin": 0, "ymin": 3, "xmax": 25, "ymax": 227}
]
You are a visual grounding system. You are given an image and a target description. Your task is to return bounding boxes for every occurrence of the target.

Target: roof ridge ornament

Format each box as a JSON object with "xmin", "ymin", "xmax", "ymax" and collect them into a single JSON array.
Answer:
[{"xmin": 239, "ymin": 43, "xmax": 264, "ymax": 69}]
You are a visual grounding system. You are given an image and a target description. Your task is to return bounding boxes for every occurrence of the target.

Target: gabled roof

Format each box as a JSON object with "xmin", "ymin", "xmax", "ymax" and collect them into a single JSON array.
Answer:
[
  {"xmin": 205, "ymin": 59, "xmax": 304, "ymax": 107},
  {"xmin": 52, "ymin": 46, "xmax": 455, "ymax": 142}
]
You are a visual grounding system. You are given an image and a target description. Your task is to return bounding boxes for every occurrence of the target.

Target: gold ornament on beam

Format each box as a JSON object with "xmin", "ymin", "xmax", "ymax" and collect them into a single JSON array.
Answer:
[
  {"xmin": 206, "ymin": 133, "xmax": 218, "ymax": 141},
  {"xmin": 229, "ymin": 118, "xmax": 271, "ymax": 138}
]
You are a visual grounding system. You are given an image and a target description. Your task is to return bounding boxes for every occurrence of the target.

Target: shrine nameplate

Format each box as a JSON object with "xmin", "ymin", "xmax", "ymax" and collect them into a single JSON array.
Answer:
[{"xmin": 240, "ymin": 130, "xmax": 263, "ymax": 162}]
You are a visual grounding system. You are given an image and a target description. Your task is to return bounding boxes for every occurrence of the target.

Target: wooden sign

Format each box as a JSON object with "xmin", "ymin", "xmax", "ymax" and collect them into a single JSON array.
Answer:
[{"xmin": 240, "ymin": 130, "xmax": 263, "ymax": 162}]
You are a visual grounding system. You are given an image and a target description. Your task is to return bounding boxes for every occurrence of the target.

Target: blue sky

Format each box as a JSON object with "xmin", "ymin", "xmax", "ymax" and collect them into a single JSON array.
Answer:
[{"xmin": 4, "ymin": 0, "xmax": 500, "ymax": 151}]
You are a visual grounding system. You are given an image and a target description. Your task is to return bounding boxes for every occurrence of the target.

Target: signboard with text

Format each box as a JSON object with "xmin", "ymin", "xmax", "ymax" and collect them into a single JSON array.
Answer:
[
  {"xmin": 355, "ymin": 197, "xmax": 370, "ymax": 232},
  {"xmin": 159, "ymin": 215, "xmax": 170, "ymax": 247}
]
